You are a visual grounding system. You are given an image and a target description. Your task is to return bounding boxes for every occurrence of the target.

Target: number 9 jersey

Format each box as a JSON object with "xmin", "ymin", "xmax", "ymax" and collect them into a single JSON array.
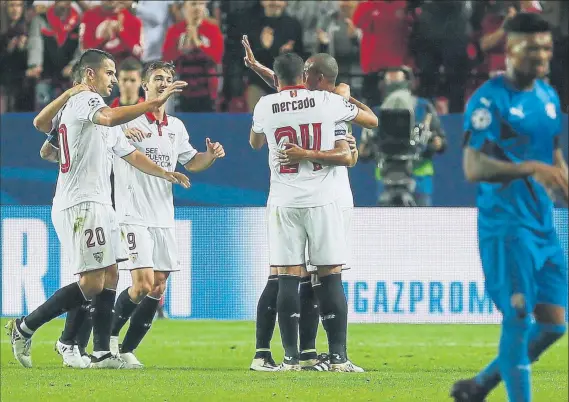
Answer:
[{"xmin": 252, "ymin": 86, "xmax": 359, "ymax": 208}]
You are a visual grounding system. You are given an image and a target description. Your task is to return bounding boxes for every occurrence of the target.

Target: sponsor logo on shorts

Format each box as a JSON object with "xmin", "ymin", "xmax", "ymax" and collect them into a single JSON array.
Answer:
[
  {"xmin": 93, "ymin": 252, "xmax": 104, "ymax": 263},
  {"xmin": 130, "ymin": 252, "xmax": 138, "ymax": 262}
]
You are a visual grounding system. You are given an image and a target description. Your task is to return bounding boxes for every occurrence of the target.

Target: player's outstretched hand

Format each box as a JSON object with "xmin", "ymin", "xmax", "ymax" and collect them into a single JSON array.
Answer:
[
  {"xmin": 279, "ymin": 142, "xmax": 307, "ymax": 165},
  {"xmin": 206, "ymin": 138, "xmax": 225, "ymax": 159},
  {"xmin": 66, "ymin": 83, "xmax": 92, "ymax": 97},
  {"xmin": 346, "ymin": 133, "xmax": 357, "ymax": 152},
  {"xmin": 163, "ymin": 171, "xmax": 191, "ymax": 189},
  {"xmin": 124, "ymin": 127, "xmax": 147, "ymax": 142},
  {"xmin": 242, "ymin": 35, "xmax": 257, "ymax": 68},
  {"xmin": 334, "ymin": 83, "xmax": 351, "ymax": 100},
  {"xmin": 156, "ymin": 81, "xmax": 188, "ymax": 105},
  {"xmin": 528, "ymin": 162, "xmax": 569, "ymax": 204}
]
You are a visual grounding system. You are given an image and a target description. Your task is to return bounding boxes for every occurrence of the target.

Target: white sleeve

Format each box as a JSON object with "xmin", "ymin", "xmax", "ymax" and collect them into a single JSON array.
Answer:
[
  {"xmin": 72, "ymin": 92, "xmax": 107, "ymax": 123},
  {"xmin": 111, "ymin": 127, "xmax": 136, "ymax": 158},
  {"xmin": 327, "ymin": 93, "xmax": 359, "ymax": 123},
  {"xmin": 45, "ymin": 109, "xmax": 63, "ymax": 134},
  {"xmin": 251, "ymin": 99, "xmax": 265, "ymax": 134},
  {"xmin": 177, "ymin": 125, "xmax": 198, "ymax": 165},
  {"xmin": 334, "ymin": 121, "xmax": 348, "ymax": 141}
]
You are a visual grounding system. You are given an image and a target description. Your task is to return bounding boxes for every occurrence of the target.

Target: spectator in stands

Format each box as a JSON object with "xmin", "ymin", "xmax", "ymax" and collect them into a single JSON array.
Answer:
[
  {"xmin": 542, "ymin": 0, "xmax": 569, "ymax": 109},
  {"xmin": 162, "ymin": 0, "xmax": 224, "ymax": 112},
  {"xmin": 410, "ymin": 1, "xmax": 471, "ymax": 113},
  {"xmin": 135, "ymin": 0, "xmax": 178, "ymax": 64},
  {"xmin": 27, "ymin": 0, "xmax": 81, "ymax": 110},
  {"xmin": 0, "ymin": 0, "xmax": 32, "ymax": 112},
  {"xmin": 286, "ymin": 0, "xmax": 336, "ymax": 56},
  {"xmin": 79, "ymin": 0, "xmax": 143, "ymax": 66},
  {"xmin": 316, "ymin": 0, "xmax": 363, "ymax": 98},
  {"xmin": 353, "ymin": 0, "xmax": 412, "ymax": 108},
  {"xmin": 33, "ymin": 0, "xmax": 99, "ymax": 15},
  {"xmin": 479, "ymin": 1, "xmax": 541, "ymax": 78},
  {"xmin": 110, "ymin": 56, "xmax": 143, "ymax": 107},
  {"xmin": 223, "ymin": 0, "xmax": 304, "ymax": 112}
]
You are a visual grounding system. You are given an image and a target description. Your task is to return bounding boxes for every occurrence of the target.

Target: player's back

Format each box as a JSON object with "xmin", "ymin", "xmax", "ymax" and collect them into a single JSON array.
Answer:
[
  {"xmin": 253, "ymin": 87, "xmax": 358, "ymax": 207},
  {"xmin": 53, "ymin": 91, "xmax": 113, "ymax": 211},
  {"xmin": 464, "ymin": 76, "xmax": 562, "ymax": 235}
]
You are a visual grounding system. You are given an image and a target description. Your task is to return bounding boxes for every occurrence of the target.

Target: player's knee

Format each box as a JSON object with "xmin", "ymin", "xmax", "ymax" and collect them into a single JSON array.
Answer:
[
  {"xmin": 131, "ymin": 280, "xmax": 153, "ymax": 300},
  {"xmin": 78, "ymin": 271, "xmax": 106, "ymax": 298},
  {"xmin": 150, "ymin": 274, "xmax": 169, "ymax": 297},
  {"xmin": 103, "ymin": 264, "xmax": 119, "ymax": 289},
  {"xmin": 316, "ymin": 265, "xmax": 342, "ymax": 278}
]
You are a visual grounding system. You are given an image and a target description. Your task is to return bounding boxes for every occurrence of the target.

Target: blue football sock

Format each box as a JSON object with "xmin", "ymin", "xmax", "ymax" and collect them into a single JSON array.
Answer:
[
  {"xmin": 498, "ymin": 318, "xmax": 532, "ymax": 402},
  {"xmin": 475, "ymin": 322, "xmax": 566, "ymax": 392}
]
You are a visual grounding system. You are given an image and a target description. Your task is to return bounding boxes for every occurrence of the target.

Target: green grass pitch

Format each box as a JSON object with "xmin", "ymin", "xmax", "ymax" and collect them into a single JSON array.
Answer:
[{"xmin": 1, "ymin": 319, "xmax": 567, "ymax": 401}]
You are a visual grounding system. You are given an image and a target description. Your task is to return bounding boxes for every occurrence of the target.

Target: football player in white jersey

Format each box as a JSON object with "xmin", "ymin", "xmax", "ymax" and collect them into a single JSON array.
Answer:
[
  {"xmin": 7, "ymin": 49, "xmax": 190, "ymax": 369},
  {"xmin": 243, "ymin": 40, "xmax": 369, "ymax": 372},
  {"xmin": 108, "ymin": 61, "xmax": 225, "ymax": 368},
  {"xmin": 249, "ymin": 52, "xmax": 377, "ymax": 371}
]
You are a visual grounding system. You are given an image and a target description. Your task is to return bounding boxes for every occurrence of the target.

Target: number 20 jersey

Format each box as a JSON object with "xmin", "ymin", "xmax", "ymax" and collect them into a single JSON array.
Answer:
[{"xmin": 252, "ymin": 87, "xmax": 359, "ymax": 208}]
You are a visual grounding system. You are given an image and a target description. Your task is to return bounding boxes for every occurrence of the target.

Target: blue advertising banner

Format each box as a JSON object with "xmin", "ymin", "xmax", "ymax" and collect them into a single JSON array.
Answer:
[{"xmin": 1, "ymin": 206, "xmax": 566, "ymax": 323}]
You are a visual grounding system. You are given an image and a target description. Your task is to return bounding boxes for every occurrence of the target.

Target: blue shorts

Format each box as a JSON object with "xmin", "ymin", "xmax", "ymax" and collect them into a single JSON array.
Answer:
[{"xmin": 479, "ymin": 228, "xmax": 568, "ymax": 318}]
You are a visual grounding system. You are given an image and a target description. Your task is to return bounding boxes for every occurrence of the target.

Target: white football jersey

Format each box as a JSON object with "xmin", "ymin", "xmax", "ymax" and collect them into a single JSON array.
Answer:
[
  {"xmin": 113, "ymin": 113, "xmax": 197, "ymax": 228},
  {"xmin": 52, "ymin": 92, "xmax": 136, "ymax": 211},
  {"xmin": 334, "ymin": 121, "xmax": 354, "ymax": 208},
  {"xmin": 252, "ymin": 87, "xmax": 359, "ymax": 207}
]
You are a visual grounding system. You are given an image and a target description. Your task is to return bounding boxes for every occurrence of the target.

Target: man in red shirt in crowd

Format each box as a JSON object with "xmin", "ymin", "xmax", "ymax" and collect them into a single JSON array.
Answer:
[
  {"xmin": 353, "ymin": 0, "xmax": 412, "ymax": 106},
  {"xmin": 110, "ymin": 57, "xmax": 144, "ymax": 108},
  {"xmin": 80, "ymin": 0, "xmax": 143, "ymax": 67},
  {"xmin": 162, "ymin": 0, "xmax": 224, "ymax": 112}
]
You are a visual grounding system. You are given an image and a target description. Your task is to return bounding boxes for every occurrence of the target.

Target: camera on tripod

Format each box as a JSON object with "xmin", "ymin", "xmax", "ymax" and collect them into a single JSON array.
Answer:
[{"xmin": 372, "ymin": 108, "xmax": 432, "ymax": 207}]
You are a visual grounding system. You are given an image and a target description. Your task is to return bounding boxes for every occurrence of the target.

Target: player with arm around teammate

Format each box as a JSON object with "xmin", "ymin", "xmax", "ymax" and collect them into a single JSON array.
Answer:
[
  {"xmin": 451, "ymin": 13, "xmax": 568, "ymax": 402},
  {"xmin": 7, "ymin": 49, "xmax": 189, "ymax": 369},
  {"xmin": 249, "ymin": 52, "xmax": 376, "ymax": 372},
  {"xmin": 109, "ymin": 61, "xmax": 225, "ymax": 368}
]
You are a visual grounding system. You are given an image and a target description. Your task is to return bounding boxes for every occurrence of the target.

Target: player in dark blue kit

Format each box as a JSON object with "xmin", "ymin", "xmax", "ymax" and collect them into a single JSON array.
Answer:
[{"xmin": 451, "ymin": 13, "xmax": 568, "ymax": 402}]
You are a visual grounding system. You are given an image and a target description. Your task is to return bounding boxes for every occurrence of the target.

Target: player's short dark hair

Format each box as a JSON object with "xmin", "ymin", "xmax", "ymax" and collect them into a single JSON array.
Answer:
[
  {"xmin": 504, "ymin": 12, "xmax": 551, "ymax": 34},
  {"xmin": 76, "ymin": 49, "xmax": 115, "ymax": 78},
  {"xmin": 142, "ymin": 60, "xmax": 176, "ymax": 82},
  {"xmin": 273, "ymin": 53, "xmax": 304, "ymax": 86},
  {"xmin": 119, "ymin": 57, "xmax": 143, "ymax": 74},
  {"xmin": 307, "ymin": 53, "xmax": 339, "ymax": 84},
  {"xmin": 70, "ymin": 62, "xmax": 82, "ymax": 84}
]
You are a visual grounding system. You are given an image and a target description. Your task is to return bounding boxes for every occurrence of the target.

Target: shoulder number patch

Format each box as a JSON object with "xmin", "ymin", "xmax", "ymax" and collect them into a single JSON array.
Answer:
[{"xmin": 471, "ymin": 108, "xmax": 492, "ymax": 130}]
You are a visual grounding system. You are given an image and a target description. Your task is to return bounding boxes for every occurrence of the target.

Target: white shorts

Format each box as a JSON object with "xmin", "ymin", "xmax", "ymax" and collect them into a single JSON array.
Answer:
[
  {"xmin": 119, "ymin": 224, "xmax": 179, "ymax": 272},
  {"xmin": 267, "ymin": 201, "xmax": 346, "ymax": 266},
  {"xmin": 307, "ymin": 206, "xmax": 353, "ymax": 272},
  {"xmin": 52, "ymin": 202, "xmax": 127, "ymax": 274}
]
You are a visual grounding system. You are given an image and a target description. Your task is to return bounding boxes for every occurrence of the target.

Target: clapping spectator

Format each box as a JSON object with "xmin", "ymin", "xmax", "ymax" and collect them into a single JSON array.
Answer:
[
  {"xmin": 353, "ymin": 0, "xmax": 413, "ymax": 107},
  {"xmin": 317, "ymin": 0, "xmax": 362, "ymax": 98},
  {"xmin": 80, "ymin": 0, "xmax": 143, "ymax": 66},
  {"xmin": 286, "ymin": 0, "xmax": 336, "ymax": 56},
  {"xmin": 162, "ymin": 0, "xmax": 224, "ymax": 112},
  {"xmin": 224, "ymin": 0, "xmax": 303, "ymax": 112},
  {"xmin": 27, "ymin": 0, "xmax": 82, "ymax": 110},
  {"xmin": 0, "ymin": 0, "xmax": 32, "ymax": 112},
  {"xmin": 135, "ymin": 0, "xmax": 179, "ymax": 64}
]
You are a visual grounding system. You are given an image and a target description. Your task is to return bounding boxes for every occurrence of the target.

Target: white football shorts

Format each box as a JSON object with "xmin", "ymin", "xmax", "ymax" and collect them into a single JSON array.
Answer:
[
  {"xmin": 119, "ymin": 224, "xmax": 179, "ymax": 272},
  {"xmin": 267, "ymin": 201, "xmax": 346, "ymax": 267},
  {"xmin": 52, "ymin": 201, "xmax": 126, "ymax": 274}
]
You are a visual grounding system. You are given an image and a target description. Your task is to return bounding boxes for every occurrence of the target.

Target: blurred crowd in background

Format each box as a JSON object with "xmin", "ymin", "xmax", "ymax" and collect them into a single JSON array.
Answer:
[{"xmin": 1, "ymin": 0, "xmax": 567, "ymax": 115}]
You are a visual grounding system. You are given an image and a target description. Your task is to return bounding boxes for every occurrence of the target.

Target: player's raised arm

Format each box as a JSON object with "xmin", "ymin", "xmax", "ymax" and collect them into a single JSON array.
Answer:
[
  {"xmin": 92, "ymin": 81, "xmax": 187, "ymax": 127},
  {"xmin": 242, "ymin": 35, "xmax": 276, "ymax": 89},
  {"xmin": 184, "ymin": 138, "xmax": 225, "ymax": 173},
  {"xmin": 33, "ymin": 84, "xmax": 91, "ymax": 133},
  {"xmin": 348, "ymin": 96, "xmax": 378, "ymax": 129}
]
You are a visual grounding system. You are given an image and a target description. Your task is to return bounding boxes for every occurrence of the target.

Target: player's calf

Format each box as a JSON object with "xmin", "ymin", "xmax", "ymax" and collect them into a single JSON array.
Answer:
[
  {"xmin": 252, "ymin": 272, "xmax": 278, "ymax": 363},
  {"xmin": 276, "ymin": 266, "xmax": 302, "ymax": 365},
  {"xmin": 299, "ymin": 275, "xmax": 320, "ymax": 365}
]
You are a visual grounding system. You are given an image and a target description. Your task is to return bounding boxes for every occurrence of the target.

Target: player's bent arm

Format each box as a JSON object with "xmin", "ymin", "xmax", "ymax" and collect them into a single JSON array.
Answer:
[
  {"xmin": 250, "ymin": 129, "xmax": 265, "ymax": 150},
  {"xmin": 92, "ymin": 100, "xmax": 161, "ymax": 127},
  {"xmin": 39, "ymin": 141, "xmax": 59, "ymax": 163},
  {"xmin": 251, "ymin": 64, "xmax": 276, "ymax": 90},
  {"xmin": 463, "ymin": 146, "xmax": 535, "ymax": 183},
  {"xmin": 122, "ymin": 149, "xmax": 171, "ymax": 179},
  {"xmin": 554, "ymin": 148, "xmax": 568, "ymax": 177},
  {"xmin": 349, "ymin": 148, "xmax": 359, "ymax": 168},
  {"xmin": 305, "ymin": 140, "xmax": 352, "ymax": 166},
  {"xmin": 349, "ymin": 97, "xmax": 378, "ymax": 129},
  {"xmin": 183, "ymin": 153, "xmax": 215, "ymax": 173},
  {"xmin": 33, "ymin": 90, "xmax": 74, "ymax": 133}
]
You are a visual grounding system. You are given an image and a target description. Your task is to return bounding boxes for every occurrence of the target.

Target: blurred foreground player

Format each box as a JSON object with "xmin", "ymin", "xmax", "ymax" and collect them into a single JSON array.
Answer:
[
  {"xmin": 7, "ymin": 49, "xmax": 189, "ymax": 369},
  {"xmin": 109, "ymin": 61, "xmax": 225, "ymax": 368},
  {"xmin": 452, "ymin": 13, "xmax": 568, "ymax": 402},
  {"xmin": 249, "ymin": 52, "xmax": 377, "ymax": 371}
]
